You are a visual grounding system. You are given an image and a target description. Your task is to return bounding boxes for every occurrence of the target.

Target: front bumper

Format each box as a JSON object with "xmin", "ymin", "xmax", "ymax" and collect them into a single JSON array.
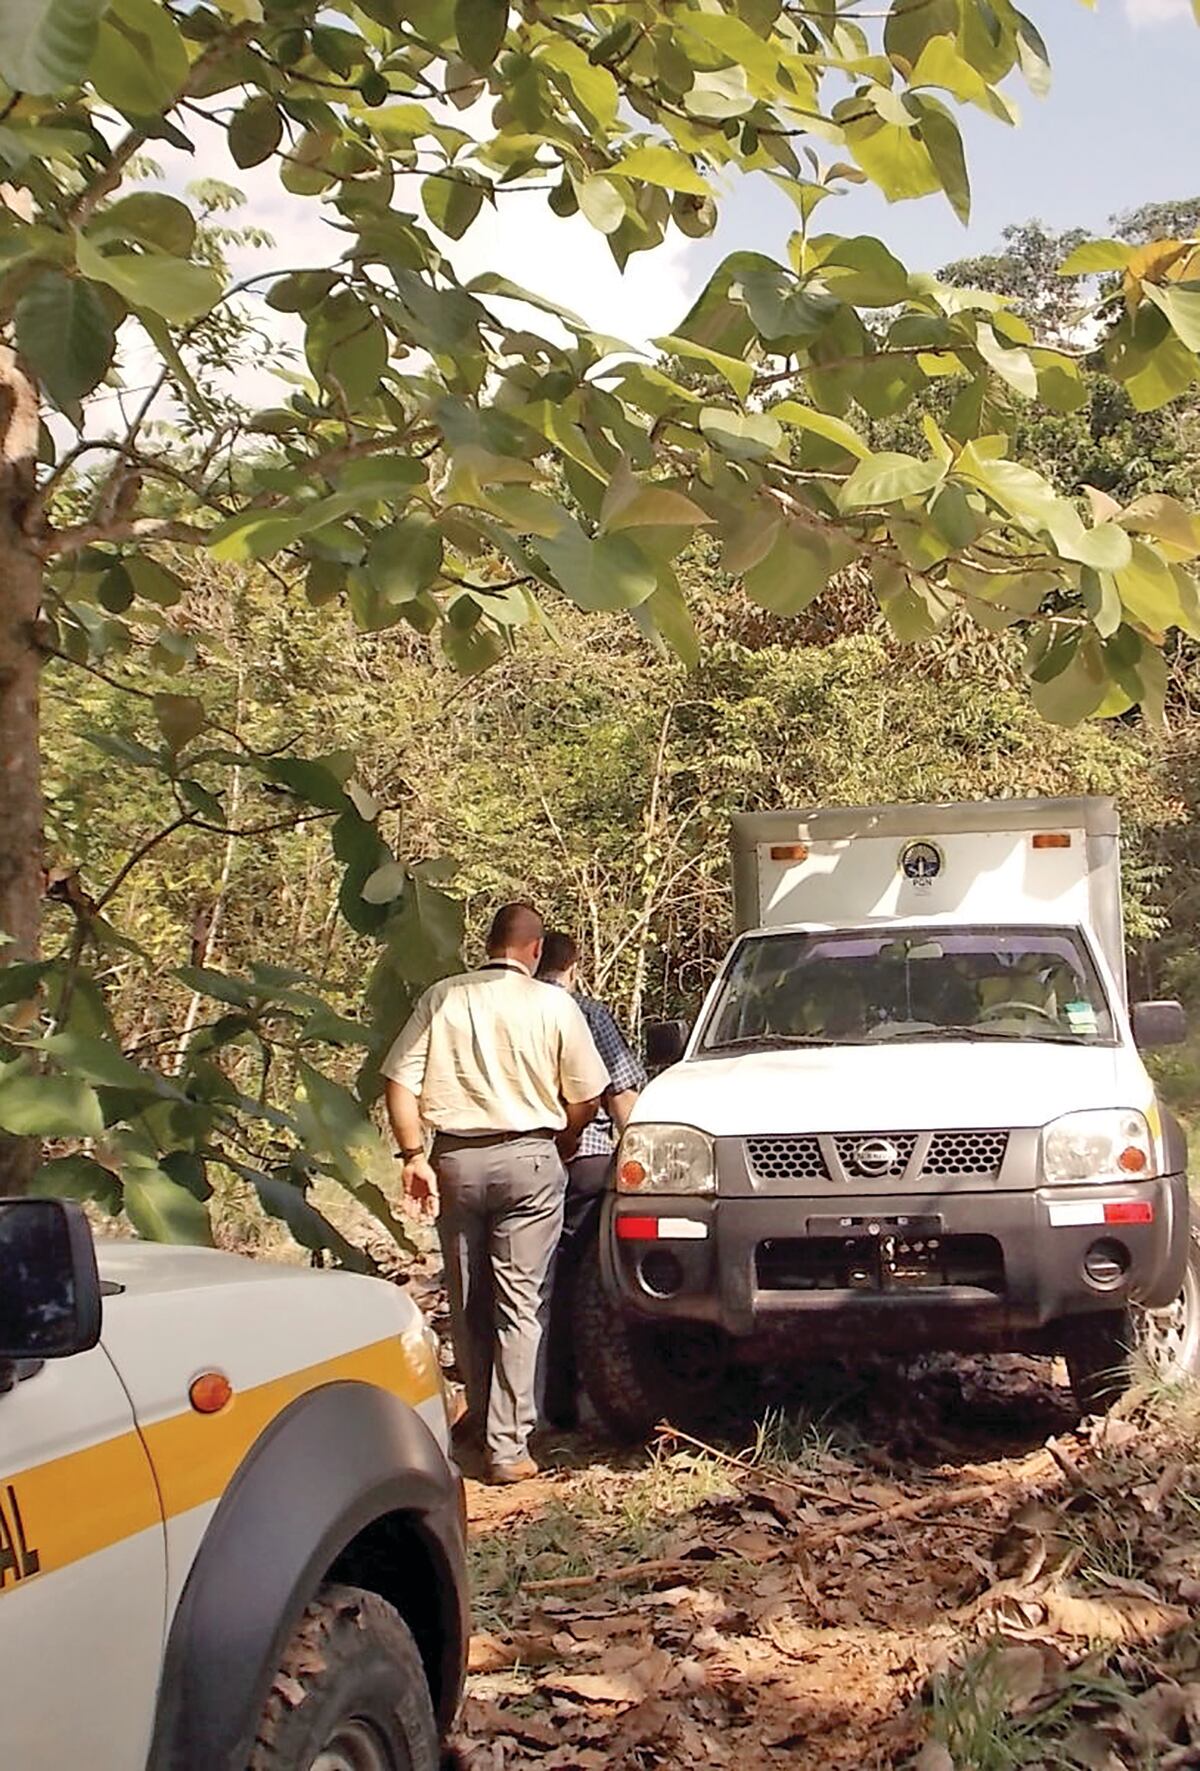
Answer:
[{"xmin": 604, "ymin": 1170, "xmax": 1191, "ymax": 1351}]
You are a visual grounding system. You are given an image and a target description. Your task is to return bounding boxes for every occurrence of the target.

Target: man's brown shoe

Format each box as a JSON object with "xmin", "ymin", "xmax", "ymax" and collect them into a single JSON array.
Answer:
[{"xmin": 489, "ymin": 1456, "xmax": 539, "ymax": 1484}]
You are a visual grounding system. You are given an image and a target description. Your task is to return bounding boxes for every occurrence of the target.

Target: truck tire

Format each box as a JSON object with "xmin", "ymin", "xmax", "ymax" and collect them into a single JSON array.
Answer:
[
  {"xmin": 1062, "ymin": 1310, "xmax": 1135, "ymax": 1415},
  {"xmin": 1134, "ymin": 1214, "xmax": 1200, "ymax": 1387},
  {"xmin": 574, "ymin": 1245, "xmax": 729, "ymax": 1442},
  {"xmin": 248, "ymin": 1583, "xmax": 439, "ymax": 1771},
  {"xmin": 1064, "ymin": 1217, "xmax": 1200, "ymax": 1413}
]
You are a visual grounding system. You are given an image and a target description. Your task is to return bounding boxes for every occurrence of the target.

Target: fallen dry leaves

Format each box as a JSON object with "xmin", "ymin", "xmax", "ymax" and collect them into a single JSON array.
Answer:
[{"xmin": 450, "ymin": 1357, "xmax": 1200, "ymax": 1770}]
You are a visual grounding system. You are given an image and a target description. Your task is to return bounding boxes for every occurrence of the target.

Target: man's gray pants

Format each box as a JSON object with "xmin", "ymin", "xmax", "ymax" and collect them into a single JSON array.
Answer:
[{"xmin": 433, "ymin": 1134, "xmax": 566, "ymax": 1466}]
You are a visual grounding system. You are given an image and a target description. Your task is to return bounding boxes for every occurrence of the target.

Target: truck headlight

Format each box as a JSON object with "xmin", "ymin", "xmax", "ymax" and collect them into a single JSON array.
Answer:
[
  {"xmin": 1042, "ymin": 1110, "xmax": 1155, "ymax": 1183},
  {"xmin": 617, "ymin": 1124, "xmax": 716, "ymax": 1195}
]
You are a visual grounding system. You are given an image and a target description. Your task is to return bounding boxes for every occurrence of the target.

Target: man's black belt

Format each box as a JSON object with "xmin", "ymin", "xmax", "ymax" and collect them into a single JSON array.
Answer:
[{"xmin": 431, "ymin": 1127, "xmax": 557, "ymax": 1153}]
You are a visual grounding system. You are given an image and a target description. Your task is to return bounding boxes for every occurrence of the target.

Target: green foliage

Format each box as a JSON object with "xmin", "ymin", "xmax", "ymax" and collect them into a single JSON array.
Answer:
[{"xmin": 2, "ymin": 0, "xmax": 1200, "ymax": 1254}]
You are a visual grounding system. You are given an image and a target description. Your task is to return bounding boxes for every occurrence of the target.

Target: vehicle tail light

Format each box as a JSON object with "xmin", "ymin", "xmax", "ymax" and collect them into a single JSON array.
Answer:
[
  {"xmin": 1118, "ymin": 1146, "xmax": 1148, "ymax": 1174},
  {"xmin": 619, "ymin": 1158, "xmax": 647, "ymax": 1189},
  {"xmin": 1032, "ymin": 833, "xmax": 1071, "ymax": 849}
]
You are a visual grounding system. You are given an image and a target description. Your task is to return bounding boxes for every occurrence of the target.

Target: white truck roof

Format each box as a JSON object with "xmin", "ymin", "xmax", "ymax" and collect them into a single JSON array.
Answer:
[{"xmin": 730, "ymin": 796, "xmax": 1125, "ymax": 1000}]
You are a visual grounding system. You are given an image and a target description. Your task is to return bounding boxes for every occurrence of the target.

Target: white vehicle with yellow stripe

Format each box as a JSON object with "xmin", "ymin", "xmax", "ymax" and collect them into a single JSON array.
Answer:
[
  {"xmin": 0, "ymin": 1200, "xmax": 467, "ymax": 1771},
  {"xmin": 581, "ymin": 798, "xmax": 1200, "ymax": 1436}
]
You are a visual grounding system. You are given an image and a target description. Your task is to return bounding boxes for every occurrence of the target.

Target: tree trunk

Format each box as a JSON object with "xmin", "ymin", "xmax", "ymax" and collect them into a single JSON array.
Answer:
[{"xmin": 0, "ymin": 345, "xmax": 43, "ymax": 1193}]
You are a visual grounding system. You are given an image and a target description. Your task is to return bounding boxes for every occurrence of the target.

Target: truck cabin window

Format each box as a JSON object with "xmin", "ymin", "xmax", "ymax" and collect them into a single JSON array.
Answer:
[{"xmin": 702, "ymin": 927, "xmax": 1115, "ymax": 1050}]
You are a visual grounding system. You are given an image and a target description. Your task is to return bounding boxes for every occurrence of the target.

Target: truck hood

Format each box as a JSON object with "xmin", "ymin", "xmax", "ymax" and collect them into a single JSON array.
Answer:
[{"xmin": 634, "ymin": 1040, "xmax": 1143, "ymax": 1137}]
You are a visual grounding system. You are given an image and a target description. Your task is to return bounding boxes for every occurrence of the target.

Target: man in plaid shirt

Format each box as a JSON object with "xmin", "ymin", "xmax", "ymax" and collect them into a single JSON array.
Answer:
[{"xmin": 537, "ymin": 930, "xmax": 646, "ymax": 1428}]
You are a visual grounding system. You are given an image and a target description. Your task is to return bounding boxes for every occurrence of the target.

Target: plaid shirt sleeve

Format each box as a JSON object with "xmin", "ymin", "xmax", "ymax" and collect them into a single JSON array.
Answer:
[{"xmin": 580, "ymin": 996, "xmax": 646, "ymax": 1096}]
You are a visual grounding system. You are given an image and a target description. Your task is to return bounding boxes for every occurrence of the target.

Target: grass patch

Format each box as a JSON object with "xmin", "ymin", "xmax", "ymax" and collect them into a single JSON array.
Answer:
[
  {"xmin": 468, "ymin": 1443, "xmax": 736, "ymax": 1633},
  {"xmin": 746, "ymin": 1404, "xmax": 845, "ymax": 1474},
  {"xmin": 929, "ymin": 1641, "xmax": 1134, "ymax": 1771}
]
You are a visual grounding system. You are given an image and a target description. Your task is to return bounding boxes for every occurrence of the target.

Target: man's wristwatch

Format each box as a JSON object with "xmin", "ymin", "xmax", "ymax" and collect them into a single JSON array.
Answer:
[{"xmin": 399, "ymin": 1145, "xmax": 425, "ymax": 1161}]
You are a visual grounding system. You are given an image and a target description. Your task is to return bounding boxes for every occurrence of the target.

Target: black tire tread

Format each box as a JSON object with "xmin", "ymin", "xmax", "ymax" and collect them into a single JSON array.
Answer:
[
  {"xmin": 248, "ymin": 1581, "xmax": 439, "ymax": 1771},
  {"xmin": 1063, "ymin": 1309, "xmax": 1133, "ymax": 1415},
  {"xmin": 574, "ymin": 1248, "xmax": 666, "ymax": 1442}
]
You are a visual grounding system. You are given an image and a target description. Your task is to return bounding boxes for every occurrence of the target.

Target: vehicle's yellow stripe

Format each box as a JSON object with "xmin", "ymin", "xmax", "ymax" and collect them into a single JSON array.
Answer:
[
  {"xmin": 0, "ymin": 1335, "xmax": 441, "ymax": 1592},
  {"xmin": 142, "ymin": 1335, "xmax": 440, "ymax": 1519}
]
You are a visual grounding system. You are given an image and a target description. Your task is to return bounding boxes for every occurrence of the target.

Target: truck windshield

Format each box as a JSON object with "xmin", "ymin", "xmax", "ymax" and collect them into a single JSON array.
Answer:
[{"xmin": 701, "ymin": 925, "xmax": 1115, "ymax": 1050}]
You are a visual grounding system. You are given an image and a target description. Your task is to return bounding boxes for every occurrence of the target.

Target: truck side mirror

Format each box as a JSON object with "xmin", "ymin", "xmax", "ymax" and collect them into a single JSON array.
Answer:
[
  {"xmin": 0, "ymin": 1199, "xmax": 102, "ymax": 1360},
  {"xmin": 1131, "ymin": 1000, "xmax": 1188, "ymax": 1049},
  {"xmin": 644, "ymin": 1019, "xmax": 689, "ymax": 1071}
]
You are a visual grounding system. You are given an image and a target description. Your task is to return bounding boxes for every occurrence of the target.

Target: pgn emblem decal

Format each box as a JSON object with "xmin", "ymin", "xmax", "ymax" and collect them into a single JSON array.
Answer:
[{"xmin": 899, "ymin": 840, "xmax": 943, "ymax": 891}]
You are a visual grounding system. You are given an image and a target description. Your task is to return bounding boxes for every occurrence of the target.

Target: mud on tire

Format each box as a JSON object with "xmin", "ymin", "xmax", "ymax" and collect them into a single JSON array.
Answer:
[
  {"xmin": 248, "ymin": 1582, "xmax": 439, "ymax": 1771},
  {"xmin": 574, "ymin": 1242, "xmax": 729, "ymax": 1442},
  {"xmin": 1064, "ymin": 1213, "xmax": 1200, "ymax": 1414}
]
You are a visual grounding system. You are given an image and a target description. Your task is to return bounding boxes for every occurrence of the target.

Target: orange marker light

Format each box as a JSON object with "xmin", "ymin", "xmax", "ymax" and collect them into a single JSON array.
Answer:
[
  {"xmin": 769, "ymin": 843, "xmax": 809, "ymax": 862},
  {"xmin": 1118, "ymin": 1146, "xmax": 1148, "ymax": 1174},
  {"xmin": 619, "ymin": 1158, "xmax": 648, "ymax": 1189},
  {"xmin": 1032, "ymin": 833, "xmax": 1071, "ymax": 849},
  {"xmin": 189, "ymin": 1371, "xmax": 233, "ymax": 1414}
]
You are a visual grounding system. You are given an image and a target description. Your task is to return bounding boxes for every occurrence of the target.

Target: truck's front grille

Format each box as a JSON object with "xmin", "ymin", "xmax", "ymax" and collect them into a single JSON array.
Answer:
[
  {"xmin": 746, "ymin": 1135, "xmax": 826, "ymax": 1182},
  {"xmin": 744, "ymin": 1130, "xmax": 1011, "ymax": 1186},
  {"xmin": 923, "ymin": 1131, "xmax": 1009, "ymax": 1178},
  {"xmin": 834, "ymin": 1133, "xmax": 917, "ymax": 1179}
]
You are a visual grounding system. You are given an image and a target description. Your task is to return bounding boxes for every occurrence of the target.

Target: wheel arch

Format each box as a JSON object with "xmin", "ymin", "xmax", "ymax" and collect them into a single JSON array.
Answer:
[{"xmin": 147, "ymin": 1380, "xmax": 468, "ymax": 1771}]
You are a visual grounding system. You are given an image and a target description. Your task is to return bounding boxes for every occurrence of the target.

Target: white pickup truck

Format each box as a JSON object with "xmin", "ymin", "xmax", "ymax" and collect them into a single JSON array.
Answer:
[
  {"xmin": 0, "ymin": 1199, "xmax": 468, "ymax": 1770},
  {"xmin": 578, "ymin": 797, "xmax": 1200, "ymax": 1436}
]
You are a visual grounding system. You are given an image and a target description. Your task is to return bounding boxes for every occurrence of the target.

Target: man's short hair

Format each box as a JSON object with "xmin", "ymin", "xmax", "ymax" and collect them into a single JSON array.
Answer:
[
  {"xmin": 538, "ymin": 930, "xmax": 578, "ymax": 977},
  {"xmin": 486, "ymin": 902, "xmax": 544, "ymax": 953}
]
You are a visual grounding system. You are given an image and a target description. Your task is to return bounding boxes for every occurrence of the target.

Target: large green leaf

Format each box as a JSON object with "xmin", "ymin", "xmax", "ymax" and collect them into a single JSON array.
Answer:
[
  {"xmin": 294, "ymin": 1061, "xmax": 389, "ymax": 1190},
  {"xmin": 817, "ymin": 236, "xmax": 911, "ymax": 307},
  {"xmin": 1143, "ymin": 283, "xmax": 1200, "ymax": 355},
  {"xmin": 76, "ymin": 235, "xmax": 222, "ymax": 324},
  {"xmin": 1058, "ymin": 239, "xmax": 1136, "ymax": 275},
  {"xmin": 30, "ymin": 1154, "xmax": 122, "ymax": 1214},
  {"xmin": 422, "ymin": 174, "xmax": 484, "ymax": 241},
  {"xmin": 699, "ymin": 407, "xmax": 782, "ymax": 462},
  {"xmin": 227, "ymin": 1160, "xmax": 374, "ymax": 1272},
  {"xmin": 361, "ymin": 511, "xmax": 443, "ymax": 611},
  {"xmin": 1115, "ymin": 539, "xmax": 1200, "ymax": 635},
  {"xmin": 839, "ymin": 452, "xmax": 947, "ymax": 511},
  {"xmin": 229, "ymin": 96, "xmax": 283, "ymax": 169},
  {"xmin": 0, "ymin": 1062, "xmax": 103, "ymax": 1138},
  {"xmin": 539, "ymin": 521, "xmax": 658, "ymax": 612},
  {"xmin": 121, "ymin": 1148, "xmax": 213, "ymax": 1245},
  {"xmin": 744, "ymin": 526, "xmax": 833, "ymax": 616},
  {"xmin": 15, "ymin": 271, "xmax": 115, "ymax": 407},
  {"xmin": 614, "ymin": 145, "xmax": 710, "ymax": 197},
  {"xmin": 0, "ymin": 0, "xmax": 107, "ymax": 93},
  {"xmin": 89, "ymin": 0, "xmax": 189, "ymax": 115},
  {"xmin": 88, "ymin": 192, "xmax": 196, "ymax": 256},
  {"xmin": 41, "ymin": 1031, "xmax": 169, "ymax": 1095},
  {"xmin": 455, "ymin": 0, "xmax": 506, "ymax": 71}
]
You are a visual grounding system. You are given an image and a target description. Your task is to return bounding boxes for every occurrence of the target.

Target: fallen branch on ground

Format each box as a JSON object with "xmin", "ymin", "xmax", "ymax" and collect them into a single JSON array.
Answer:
[
  {"xmin": 653, "ymin": 1421, "xmax": 869, "ymax": 1506},
  {"xmin": 525, "ymin": 1555, "xmax": 696, "ymax": 1594}
]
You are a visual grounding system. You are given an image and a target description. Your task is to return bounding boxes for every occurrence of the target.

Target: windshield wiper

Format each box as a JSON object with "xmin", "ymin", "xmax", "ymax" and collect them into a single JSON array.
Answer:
[
  {"xmin": 869, "ymin": 1025, "xmax": 1082, "ymax": 1044},
  {"xmin": 865, "ymin": 1025, "xmax": 1017, "ymax": 1042},
  {"xmin": 707, "ymin": 1033, "xmax": 840, "ymax": 1051}
]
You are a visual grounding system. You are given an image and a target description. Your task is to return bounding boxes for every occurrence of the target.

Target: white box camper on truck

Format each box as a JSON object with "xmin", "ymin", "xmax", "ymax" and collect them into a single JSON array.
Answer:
[{"xmin": 577, "ymin": 797, "xmax": 1200, "ymax": 1438}]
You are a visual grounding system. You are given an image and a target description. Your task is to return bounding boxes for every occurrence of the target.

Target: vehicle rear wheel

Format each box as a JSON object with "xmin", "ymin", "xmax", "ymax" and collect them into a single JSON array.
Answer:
[
  {"xmin": 248, "ymin": 1583, "xmax": 439, "ymax": 1771},
  {"xmin": 574, "ymin": 1242, "xmax": 729, "ymax": 1442}
]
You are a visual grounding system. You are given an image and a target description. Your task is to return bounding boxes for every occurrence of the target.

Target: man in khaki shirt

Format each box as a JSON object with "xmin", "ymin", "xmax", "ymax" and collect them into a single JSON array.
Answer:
[{"xmin": 383, "ymin": 902, "xmax": 607, "ymax": 1482}]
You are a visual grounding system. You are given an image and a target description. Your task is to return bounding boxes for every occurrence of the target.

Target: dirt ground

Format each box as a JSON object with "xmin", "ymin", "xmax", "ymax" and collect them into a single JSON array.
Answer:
[{"xmin": 445, "ymin": 1357, "xmax": 1200, "ymax": 1771}]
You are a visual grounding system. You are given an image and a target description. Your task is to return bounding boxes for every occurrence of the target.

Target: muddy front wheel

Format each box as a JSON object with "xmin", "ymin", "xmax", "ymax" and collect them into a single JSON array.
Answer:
[
  {"xmin": 248, "ymin": 1584, "xmax": 439, "ymax": 1771},
  {"xmin": 1133, "ymin": 1216, "xmax": 1200, "ymax": 1388},
  {"xmin": 574, "ymin": 1246, "xmax": 730, "ymax": 1442}
]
